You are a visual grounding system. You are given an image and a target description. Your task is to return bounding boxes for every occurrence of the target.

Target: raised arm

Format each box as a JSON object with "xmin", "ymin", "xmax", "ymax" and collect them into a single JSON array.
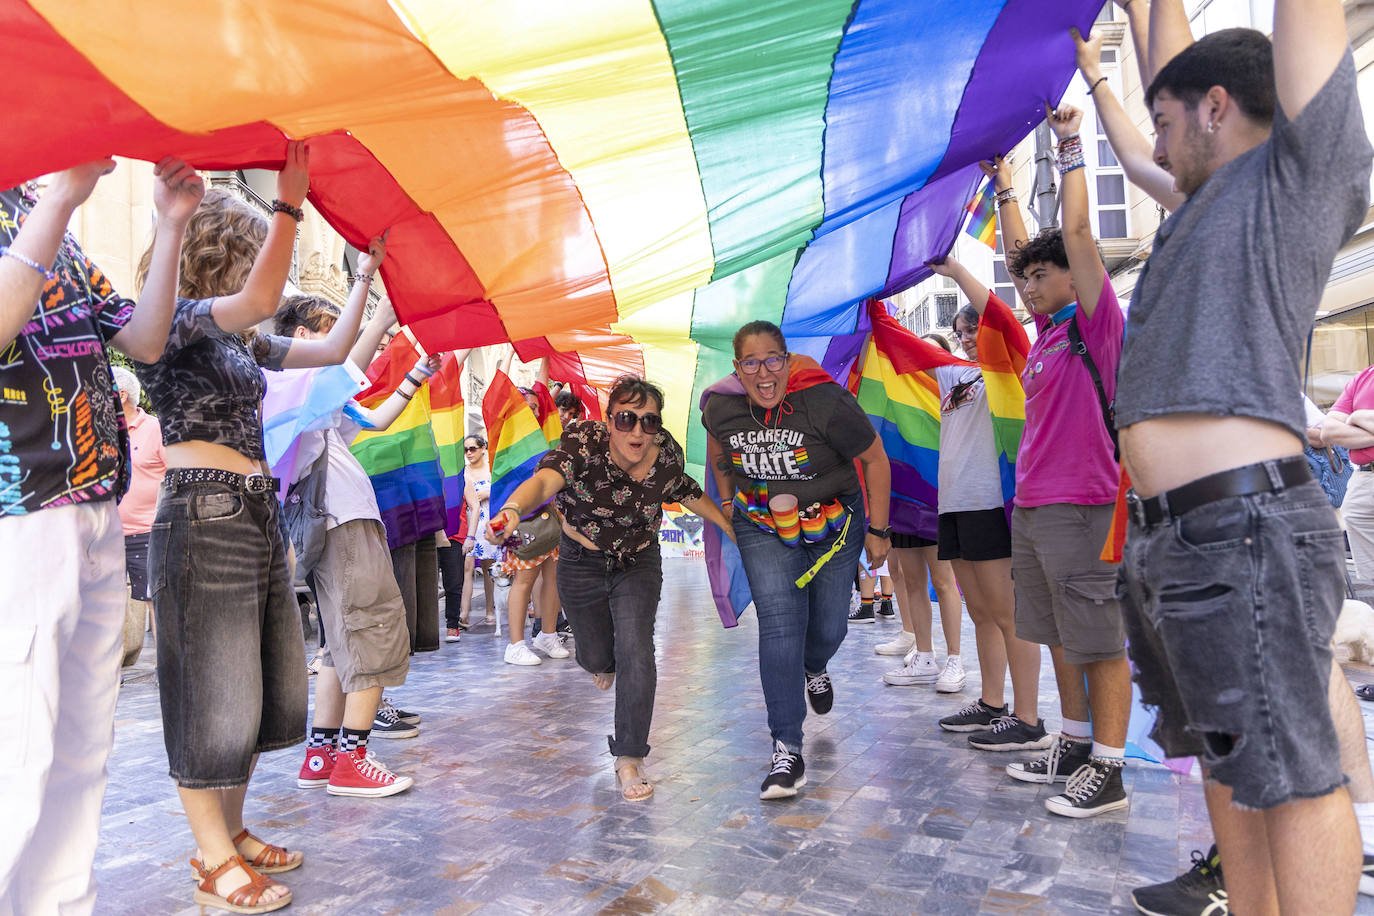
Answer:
[
  {"xmin": 927, "ymin": 255, "xmax": 991, "ymax": 313},
  {"xmin": 1074, "ymin": 27, "xmax": 1186, "ymax": 212},
  {"xmin": 1118, "ymin": 0, "xmax": 1155, "ymax": 90},
  {"xmin": 208, "ymin": 140, "xmax": 309, "ymax": 335},
  {"xmin": 1047, "ymin": 103, "xmax": 1106, "ymax": 318},
  {"xmin": 1147, "ymin": 0, "xmax": 1194, "ymax": 87},
  {"xmin": 352, "ymin": 353, "xmax": 441, "ymax": 432},
  {"xmin": 349, "ymin": 296, "xmax": 395, "ymax": 372},
  {"xmin": 281, "ymin": 232, "xmax": 387, "ymax": 369},
  {"xmin": 1274, "ymin": 0, "xmax": 1349, "ymax": 120},
  {"xmin": 1, "ymin": 161, "xmax": 112, "ymax": 351},
  {"xmin": 979, "ymin": 156, "xmax": 1030, "ymax": 301},
  {"xmin": 110, "ymin": 159, "xmax": 205, "ymax": 362}
]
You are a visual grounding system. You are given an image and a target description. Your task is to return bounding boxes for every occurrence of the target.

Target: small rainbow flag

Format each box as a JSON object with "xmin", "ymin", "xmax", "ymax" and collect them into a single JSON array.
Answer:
[
  {"xmin": 349, "ymin": 332, "xmax": 446, "ymax": 549},
  {"xmin": 483, "ymin": 369, "xmax": 551, "ymax": 516},
  {"xmin": 974, "ymin": 291, "xmax": 1031, "ymax": 517},
  {"xmin": 429, "ymin": 352, "xmax": 467, "ymax": 539},
  {"xmin": 964, "ymin": 180, "xmax": 997, "ymax": 249}
]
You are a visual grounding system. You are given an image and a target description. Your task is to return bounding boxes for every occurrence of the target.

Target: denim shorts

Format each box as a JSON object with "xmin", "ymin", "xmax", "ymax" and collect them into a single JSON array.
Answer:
[
  {"xmin": 148, "ymin": 477, "xmax": 308, "ymax": 788},
  {"xmin": 1119, "ymin": 475, "xmax": 1345, "ymax": 809}
]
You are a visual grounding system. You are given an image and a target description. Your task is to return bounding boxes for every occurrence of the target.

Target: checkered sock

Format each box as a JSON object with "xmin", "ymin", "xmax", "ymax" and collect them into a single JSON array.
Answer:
[
  {"xmin": 340, "ymin": 727, "xmax": 371, "ymax": 754},
  {"xmin": 308, "ymin": 726, "xmax": 338, "ymax": 749}
]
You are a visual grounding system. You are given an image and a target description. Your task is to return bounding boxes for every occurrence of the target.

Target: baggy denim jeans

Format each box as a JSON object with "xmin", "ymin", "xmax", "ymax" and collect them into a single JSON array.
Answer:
[
  {"xmin": 734, "ymin": 494, "xmax": 866, "ymax": 752},
  {"xmin": 556, "ymin": 535, "xmax": 662, "ymax": 758},
  {"xmin": 149, "ymin": 478, "xmax": 307, "ymax": 788}
]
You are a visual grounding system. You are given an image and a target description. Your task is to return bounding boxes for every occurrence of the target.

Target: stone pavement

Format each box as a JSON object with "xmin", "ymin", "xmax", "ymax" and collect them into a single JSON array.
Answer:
[{"xmin": 97, "ymin": 558, "xmax": 1374, "ymax": 915}]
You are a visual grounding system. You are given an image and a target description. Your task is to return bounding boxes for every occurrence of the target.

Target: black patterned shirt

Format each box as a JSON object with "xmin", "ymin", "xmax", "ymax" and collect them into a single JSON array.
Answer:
[
  {"xmin": 538, "ymin": 419, "xmax": 702, "ymax": 563},
  {"xmin": 135, "ymin": 298, "xmax": 291, "ymax": 460},
  {"xmin": 0, "ymin": 186, "xmax": 133, "ymax": 517}
]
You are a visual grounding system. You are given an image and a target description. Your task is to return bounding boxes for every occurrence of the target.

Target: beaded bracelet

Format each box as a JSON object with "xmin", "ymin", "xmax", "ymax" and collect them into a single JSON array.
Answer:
[
  {"xmin": 0, "ymin": 247, "xmax": 55, "ymax": 280},
  {"xmin": 271, "ymin": 199, "xmax": 304, "ymax": 222},
  {"xmin": 1056, "ymin": 134, "xmax": 1086, "ymax": 174},
  {"xmin": 994, "ymin": 188, "xmax": 1018, "ymax": 206},
  {"xmin": 354, "ymin": 273, "xmax": 374, "ymax": 284}
]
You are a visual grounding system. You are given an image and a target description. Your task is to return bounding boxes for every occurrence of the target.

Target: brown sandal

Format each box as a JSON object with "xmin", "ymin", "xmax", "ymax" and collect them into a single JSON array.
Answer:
[
  {"xmin": 191, "ymin": 854, "xmax": 291, "ymax": 914},
  {"xmin": 233, "ymin": 828, "xmax": 303, "ymax": 874}
]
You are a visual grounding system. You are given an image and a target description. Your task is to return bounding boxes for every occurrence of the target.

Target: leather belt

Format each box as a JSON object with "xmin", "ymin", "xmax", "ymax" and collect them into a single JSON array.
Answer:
[
  {"xmin": 1360, "ymin": 463, "xmax": 1374, "ymax": 472},
  {"xmin": 1125, "ymin": 455, "xmax": 1312, "ymax": 528},
  {"xmin": 166, "ymin": 467, "xmax": 279, "ymax": 493}
]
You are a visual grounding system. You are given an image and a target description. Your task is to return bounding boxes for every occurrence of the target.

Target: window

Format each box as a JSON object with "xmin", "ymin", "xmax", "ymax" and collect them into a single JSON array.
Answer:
[
  {"xmin": 941, "ymin": 276, "xmax": 956, "ymax": 290},
  {"xmin": 993, "ymin": 261, "xmax": 1011, "ymax": 285},
  {"xmin": 995, "ymin": 284, "xmax": 1019, "ymax": 309},
  {"xmin": 935, "ymin": 293, "xmax": 959, "ymax": 328},
  {"xmin": 1096, "ymin": 174, "xmax": 1128, "ymax": 238},
  {"xmin": 1096, "ymin": 2, "xmax": 1116, "ymax": 21},
  {"xmin": 1098, "ymin": 140, "xmax": 1119, "ymax": 168},
  {"xmin": 1100, "ymin": 48, "xmax": 1117, "ymax": 64}
]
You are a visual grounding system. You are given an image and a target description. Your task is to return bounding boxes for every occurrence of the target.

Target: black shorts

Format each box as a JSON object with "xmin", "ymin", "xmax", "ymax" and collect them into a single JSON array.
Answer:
[
  {"xmin": 891, "ymin": 531, "xmax": 935, "ymax": 550},
  {"xmin": 937, "ymin": 508, "xmax": 1011, "ymax": 561}
]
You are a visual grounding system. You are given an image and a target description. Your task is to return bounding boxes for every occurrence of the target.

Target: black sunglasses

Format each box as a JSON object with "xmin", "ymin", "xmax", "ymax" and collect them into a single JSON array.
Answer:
[
  {"xmin": 611, "ymin": 410, "xmax": 662, "ymax": 435},
  {"xmin": 464, "ymin": 445, "xmax": 483, "ymax": 452}
]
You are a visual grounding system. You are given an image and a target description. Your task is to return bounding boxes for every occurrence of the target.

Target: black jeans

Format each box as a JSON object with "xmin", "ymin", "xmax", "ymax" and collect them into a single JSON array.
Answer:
[
  {"xmin": 556, "ymin": 535, "xmax": 662, "ymax": 758},
  {"xmin": 438, "ymin": 543, "xmax": 467, "ymax": 628}
]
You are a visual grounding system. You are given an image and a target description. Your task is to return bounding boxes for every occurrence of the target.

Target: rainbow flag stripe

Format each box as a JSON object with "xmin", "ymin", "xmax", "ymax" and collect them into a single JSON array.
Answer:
[
  {"xmin": 975, "ymin": 291, "xmax": 1030, "ymax": 513},
  {"xmin": 482, "ymin": 370, "xmax": 550, "ymax": 515},
  {"xmin": 349, "ymin": 386, "xmax": 446, "ymax": 550},
  {"xmin": 964, "ymin": 180, "xmax": 997, "ymax": 248},
  {"xmin": 429, "ymin": 352, "xmax": 467, "ymax": 538},
  {"xmin": 0, "ymin": 0, "xmax": 1104, "ymax": 489}
]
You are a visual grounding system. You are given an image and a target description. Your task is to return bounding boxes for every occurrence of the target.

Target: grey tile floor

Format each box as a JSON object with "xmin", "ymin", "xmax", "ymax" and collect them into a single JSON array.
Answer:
[{"xmin": 97, "ymin": 558, "xmax": 1374, "ymax": 914}]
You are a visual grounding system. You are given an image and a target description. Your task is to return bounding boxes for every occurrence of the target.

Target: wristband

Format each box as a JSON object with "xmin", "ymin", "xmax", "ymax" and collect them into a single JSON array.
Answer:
[
  {"xmin": 994, "ymin": 188, "xmax": 1017, "ymax": 206},
  {"xmin": 354, "ymin": 272, "xmax": 374, "ymax": 284},
  {"xmin": 403, "ymin": 373, "xmax": 424, "ymax": 388},
  {"xmin": 397, "ymin": 389, "xmax": 413, "ymax": 401},
  {"xmin": 0, "ymin": 247, "xmax": 55, "ymax": 281},
  {"xmin": 1055, "ymin": 134, "xmax": 1085, "ymax": 174},
  {"xmin": 498, "ymin": 503, "xmax": 522, "ymax": 519},
  {"xmin": 412, "ymin": 361, "xmax": 437, "ymax": 379},
  {"xmin": 271, "ymin": 199, "xmax": 304, "ymax": 222}
]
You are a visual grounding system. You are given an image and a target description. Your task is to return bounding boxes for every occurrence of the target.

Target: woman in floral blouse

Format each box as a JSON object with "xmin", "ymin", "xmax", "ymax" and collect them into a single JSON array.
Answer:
[{"xmin": 489, "ymin": 376, "xmax": 733, "ymax": 801}]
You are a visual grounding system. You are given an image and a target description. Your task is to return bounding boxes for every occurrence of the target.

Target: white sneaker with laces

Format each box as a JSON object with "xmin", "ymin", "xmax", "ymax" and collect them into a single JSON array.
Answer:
[
  {"xmin": 504, "ymin": 642, "xmax": 543, "ymax": 666},
  {"xmin": 883, "ymin": 652, "xmax": 939, "ymax": 686},
  {"xmin": 935, "ymin": 655, "xmax": 966, "ymax": 693},
  {"xmin": 874, "ymin": 630, "xmax": 916, "ymax": 656},
  {"xmin": 531, "ymin": 631, "xmax": 571, "ymax": 659}
]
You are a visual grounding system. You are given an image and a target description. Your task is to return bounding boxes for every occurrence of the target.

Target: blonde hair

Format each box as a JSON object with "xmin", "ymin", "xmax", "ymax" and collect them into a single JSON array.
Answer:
[{"xmin": 136, "ymin": 189, "xmax": 267, "ymax": 299}]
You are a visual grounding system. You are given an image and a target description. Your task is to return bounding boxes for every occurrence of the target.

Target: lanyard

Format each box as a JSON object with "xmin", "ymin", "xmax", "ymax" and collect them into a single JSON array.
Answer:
[{"xmin": 794, "ymin": 512, "xmax": 851, "ymax": 588}]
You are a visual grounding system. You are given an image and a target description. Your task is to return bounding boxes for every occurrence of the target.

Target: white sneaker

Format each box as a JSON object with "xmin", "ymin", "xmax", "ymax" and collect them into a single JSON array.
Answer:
[
  {"xmin": 504, "ymin": 642, "xmax": 543, "ymax": 666},
  {"xmin": 531, "ymin": 631, "xmax": 570, "ymax": 659},
  {"xmin": 874, "ymin": 631, "xmax": 916, "ymax": 656},
  {"xmin": 883, "ymin": 652, "xmax": 939, "ymax": 687},
  {"xmin": 935, "ymin": 655, "xmax": 966, "ymax": 693}
]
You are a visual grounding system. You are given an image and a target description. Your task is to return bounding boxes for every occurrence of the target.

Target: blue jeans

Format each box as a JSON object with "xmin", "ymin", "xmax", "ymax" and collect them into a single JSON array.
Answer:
[
  {"xmin": 556, "ymin": 536, "xmax": 662, "ymax": 758},
  {"xmin": 734, "ymin": 494, "xmax": 865, "ymax": 752}
]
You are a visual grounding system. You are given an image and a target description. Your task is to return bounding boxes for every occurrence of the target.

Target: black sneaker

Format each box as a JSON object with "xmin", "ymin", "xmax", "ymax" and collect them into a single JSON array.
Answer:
[
  {"xmin": 371, "ymin": 702, "xmax": 420, "ymax": 739},
  {"xmin": 1006, "ymin": 735, "xmax": 1091, "ymax": 783},
  {"xmin": 848, "ymin": 603, "xmax": 875, "ymax": 624},
  {"xmin": 877, "ymin": 598, "xmax": 895, "ymax": 618},
  {"xmin": 759, "ymin": 741, "xmax": 807, "ymax": 799},
  {"xmin": 968, "ymin": 716, "xmax": 1053, "ymax": 752},
  {"xmin": 1045, "ymin": 757, "xmax": 1128, "ymax": 818},
  {"xmin": 805, "ymin": 670, "xmax": 834, "ymax": 715},
  {"xmin": 379, "ymin": 696, "xmax": 421, "ymax": 726},
  {"xmin": 938, "ymin": 699, "xmax": 1008, "ymax": 733},
  {"xmin": 1362, "ymin": 853, "xmax": 1373, "ymax": 897},
  {"xmin": 1129, "ymin": 845, "xmax": 1226, "ymax": 916},
  {"xmin": 555, "ymin": 612, "xmax": 572, "ymax": 635}
]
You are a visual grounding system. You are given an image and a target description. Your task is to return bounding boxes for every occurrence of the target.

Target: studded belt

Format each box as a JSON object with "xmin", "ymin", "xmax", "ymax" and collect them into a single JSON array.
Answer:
[{"xmin": 165, "ymin": 467, "xmax": 279, "ymax": 493}]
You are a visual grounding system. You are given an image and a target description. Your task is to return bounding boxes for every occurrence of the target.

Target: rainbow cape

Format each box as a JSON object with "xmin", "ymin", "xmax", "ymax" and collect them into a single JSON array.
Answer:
[
  {"xmin": 964, "ymin": 180, "xmax": 997, "ymax": 248},
  {"xmin": 482, "ymin": 369, "xmax": 549, "ymax": 516},
  {"xmin": 349, "ymin": 333, "xmax": 446, "ymax": 549},
  {"xmin": 429, "ymin": 352, "xmax": 467, "ymax": 538},
  {"xmin": 699, "ymin": 355, "xmax": 835, "ymax": 628}
]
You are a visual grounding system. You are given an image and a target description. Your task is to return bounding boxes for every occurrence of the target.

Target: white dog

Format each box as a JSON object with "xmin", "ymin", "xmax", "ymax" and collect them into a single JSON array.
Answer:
[{"xmin": 1334, "ymin": 598, "xmax": 1374, "ymax": 665}]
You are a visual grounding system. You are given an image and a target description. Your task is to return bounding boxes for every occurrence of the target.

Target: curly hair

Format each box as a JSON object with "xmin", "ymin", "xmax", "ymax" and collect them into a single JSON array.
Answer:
[
  {"xmin": 1006, "ymin": 228, "xmax": 1069, "ymax": 280},
  {"xmin": 136, "ymin": 189, "xmax": 267, "ymax": 299},
  {"xmin": 274, "ymin": 295, "xmax": 339, "ymax": 338}
]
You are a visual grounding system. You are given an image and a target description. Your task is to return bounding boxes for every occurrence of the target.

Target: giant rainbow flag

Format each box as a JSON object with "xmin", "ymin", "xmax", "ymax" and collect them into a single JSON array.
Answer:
[{"xmin": 2, "ymin": 0, "xmax": 1103, "ymax": 479}]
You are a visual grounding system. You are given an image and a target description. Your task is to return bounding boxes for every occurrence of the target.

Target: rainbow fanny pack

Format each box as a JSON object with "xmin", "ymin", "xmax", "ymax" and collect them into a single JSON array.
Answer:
[{"xmin": 731, "ymin": 482, "xmax": 852, "ymax": 587}]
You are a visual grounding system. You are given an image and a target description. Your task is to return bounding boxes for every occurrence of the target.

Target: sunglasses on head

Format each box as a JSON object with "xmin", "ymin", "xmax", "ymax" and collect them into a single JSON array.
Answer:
[{"xmin": 611, "ymin": 410, "xmax": 662, "ymax": 435}]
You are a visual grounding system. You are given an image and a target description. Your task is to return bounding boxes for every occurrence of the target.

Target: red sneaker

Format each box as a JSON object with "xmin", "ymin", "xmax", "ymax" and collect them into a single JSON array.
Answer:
[
  {"xmin": 297, "ymin": 745, "xmax": 337, "ymax": 789},
  {"xmin": 326, "ymin": 748, "xmax": 414, "ymax": 798}
]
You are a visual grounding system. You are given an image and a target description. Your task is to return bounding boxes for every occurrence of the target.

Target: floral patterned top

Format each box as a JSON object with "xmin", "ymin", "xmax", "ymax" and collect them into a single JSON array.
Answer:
[{"xmin": 538, "ymin": 419, "xmax": 702, "ymax": 564}]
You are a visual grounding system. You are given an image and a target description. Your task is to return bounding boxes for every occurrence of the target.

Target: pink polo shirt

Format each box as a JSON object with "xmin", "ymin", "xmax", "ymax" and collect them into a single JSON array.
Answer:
[
  {"xmin": 1333, "ymin": 366, "xmax": 1374, "ymax": 465},
  {"xmin": 1015, "ymin": 275, "xmax": 1123, "ymax": 507},
  {"xmin": 118, "ymin": 409, "xmax": 167, "ymax": 536}
]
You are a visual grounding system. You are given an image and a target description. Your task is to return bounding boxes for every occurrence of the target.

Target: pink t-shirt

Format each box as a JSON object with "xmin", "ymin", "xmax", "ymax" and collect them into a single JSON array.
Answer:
[
  {"xmin": 118, "ymin": 409, "xmax": 167, "ymax": 536},
  {"xmin": 1332, "ymin": 366, "xmax": 1374, "ymax": 465},
  {"xmin": 1015, "ymin": 275, "xmax": 1123, "ymax": 507}
]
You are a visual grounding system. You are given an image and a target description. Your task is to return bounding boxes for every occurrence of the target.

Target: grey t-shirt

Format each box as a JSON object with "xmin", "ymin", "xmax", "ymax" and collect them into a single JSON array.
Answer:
[
  {"xmin": 1116, "ymin": 52, "xmax": 1372, "ymax": 439},
  {"xmin": 933, "ymin": 365, "xmax": 1004, "ymax": 513}
]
